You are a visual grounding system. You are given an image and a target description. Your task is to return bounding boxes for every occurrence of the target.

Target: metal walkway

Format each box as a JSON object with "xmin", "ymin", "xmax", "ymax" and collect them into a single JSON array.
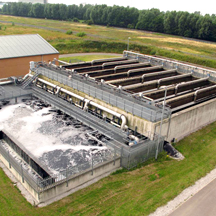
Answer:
[
  {"xmin": 0, "ymin": 85, "xmax": 32, "ymax": 101},
  {"xmin": 37, "ymin": 66, "xmax": 171, "ymax": 122},
  {"xmin": 32, "ymin": 87, "xmax": 128, "ymax": 150}
]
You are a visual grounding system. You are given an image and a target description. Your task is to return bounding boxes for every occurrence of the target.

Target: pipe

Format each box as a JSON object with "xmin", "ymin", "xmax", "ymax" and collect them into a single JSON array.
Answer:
[
  {"xmin": 54, "ymin": 58, "xmax": 70, "ymax": 65},
  {"xmin": 194, "ymin": 89, "xmax": 199, "ymax": 102},
  {"xmin": 0, "ymin": 78, "xmax": 11, "ymax": 81},
  {"xmin": 91, "ymin": 57, "xmax": 126, "ymax": 66},
  {"xmin": 60, "ymin": 88, "xmax": 84, "ymax": 101},
  {"xmin": 124, "ymin": 51, "xmax": 216, "ymax": 77},
  {"xmin": 175, "ymin": 83, "xmax": 180, "ymax": 95},
  {"xmin": 193, "ymin": 85, "xmax": 216, "ymax": 102},
  {"xmin": 88, "ymin": 100, "xmax": 127, "ymax": 129},
  {"xmin": 34, "ymin": 77, "xmax": 127, "ymax": 129},
  {"xmin": 0, "ymin": 81, "xmax": 13, "ymax": 85},
  {"xmin": 141, "ymin": 74, "xmax": 146, "ymax": 83},
  {"xmin": 83, "ymin": 99, "xmax": 91, "ymax": 111},
  {"xmin": 157, "ymin": 79, "xmax": 162, "ymax": 89},
  {"xmin": 23, "ymin": 73, "xmax": 30, "ymax": 80},
  {"xmin": 175, "ymin": 77, "xmax": 209, "ymax": 95}
]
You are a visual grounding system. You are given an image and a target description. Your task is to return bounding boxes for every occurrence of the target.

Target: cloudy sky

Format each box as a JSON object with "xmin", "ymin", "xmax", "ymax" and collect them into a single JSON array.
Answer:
[{"xmin": 47, "ymin": 0, "xmax": 215, "ymax": 15}]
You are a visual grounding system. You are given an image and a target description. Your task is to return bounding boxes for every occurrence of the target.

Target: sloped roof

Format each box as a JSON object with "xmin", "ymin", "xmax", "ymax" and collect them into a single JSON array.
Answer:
[{"xmin": 0, "ymin": 34, "xmax": 59, "ymax": 59}]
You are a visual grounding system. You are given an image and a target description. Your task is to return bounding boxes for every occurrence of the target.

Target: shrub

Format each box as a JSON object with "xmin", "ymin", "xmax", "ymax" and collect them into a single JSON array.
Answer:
[
  {"xmin": 0, "ymin": 25, "xmax": 1, "ymax": 30},
  {"xmin": 73, "ymin": 17, "xmax": 79, "ymax": 22},
  {"xmin": 66, "ymin": 30, "xmax": 73, "ymax": 35},
  {"xmin": 127, "ymin": 24, "xmax": 134, "ymax": 29},
  {"xmin": 76, "ymin": 32, "xmax": 86, "ymax": 37},
  {"xmin": 87, "ymin": 20, "xmax": 94, "ymax": 25},
  {"xmin": 12, "ymin": 22, "xmax": 15, "ymax": 26}
]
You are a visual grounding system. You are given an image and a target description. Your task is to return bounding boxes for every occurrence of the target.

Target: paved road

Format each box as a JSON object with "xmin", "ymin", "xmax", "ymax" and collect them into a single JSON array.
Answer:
[
  {"xmin": 169, "ymin": 177, "xmax": 216, "ymax": 216},
  {"xmin": 60, "ymin": 53, "xmax": 121, "ymax": 58}
]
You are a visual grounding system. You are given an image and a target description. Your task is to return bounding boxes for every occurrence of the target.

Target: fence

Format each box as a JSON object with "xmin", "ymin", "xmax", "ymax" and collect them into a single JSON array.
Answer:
[
  {"xmin": 120, "ymin": 135, "xmax": 164, "ymax": 169},
  {"xmin": 0, "ymin": 132, "xmax": 165, "ymax": 193},
  {"xmin": 0, "ymin": 139, "xmax": 117, "ymax": 193},
  {"xmin": 0, "ymin": 142, "xmax": 39, "ymax": 192},
  {"xmin": 35, "ymin": 66, "xmax": 171, "ymax": 122},
  {"xmin": 0, "ymin": 86, "xmax": 32, "ymax": 101},
  {"xmin": 87, "ymin": 130, "xmax": 165, "ymax": 170}
]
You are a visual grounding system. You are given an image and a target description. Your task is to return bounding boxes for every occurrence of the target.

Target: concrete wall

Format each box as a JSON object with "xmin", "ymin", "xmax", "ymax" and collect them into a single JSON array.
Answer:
[
  {"xmin": 154, "ymin": 98, "xmax": 216, "ymax": 142},
  {"xmin": 0, "ymin": 151, "xmax": 120, "ymax": 204},
  {"xmin": 39, "ymin": 158, "xmax": 121, "ymax": 203},
  {"xmin": 0, "ymin": 54, "xmax": 59, "ymax": 79},
  {"xmin": 0, "ymin": 153, "xmax": 39, "ymax": 202}
]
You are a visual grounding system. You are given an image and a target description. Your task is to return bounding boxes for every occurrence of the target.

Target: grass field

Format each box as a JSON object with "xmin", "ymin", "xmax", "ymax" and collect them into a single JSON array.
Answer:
[
  {"xmin": 1, "ymin": 15, "xmax": 216, "ymax": 68},
  {"xmin": 60, "ymin": 54, "xmax": 121, "ymax": 63},
  {"xmin": 1, "ymin": 121, "xmax": 216, "ymax": 215}
]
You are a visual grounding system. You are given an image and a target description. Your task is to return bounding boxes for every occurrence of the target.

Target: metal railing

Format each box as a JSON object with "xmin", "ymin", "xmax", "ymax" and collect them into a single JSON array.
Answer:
[
  {"xmin": 120, "ymin": 134, "xmax": 164, "ymax": 169},
  {"xmin": 0, "ymin": 140, "xmax": 118, "ymax": 193},
  {"xmin": 0, "ymin": 88, "xmax": 32, "ymax": 101},
  {"xmin": 35, "ymin": 66, "xmax": 171, "ymax": 122},
  {"xmin": 0, "ymin": 131, "xmax": 164, "ymax": 192}
]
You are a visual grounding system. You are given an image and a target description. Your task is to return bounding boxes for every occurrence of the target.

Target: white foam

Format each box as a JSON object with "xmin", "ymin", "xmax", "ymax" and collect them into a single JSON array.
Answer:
[{"xmin": 0, "ymin": 101, "xmax": 106, "ymax": 159}]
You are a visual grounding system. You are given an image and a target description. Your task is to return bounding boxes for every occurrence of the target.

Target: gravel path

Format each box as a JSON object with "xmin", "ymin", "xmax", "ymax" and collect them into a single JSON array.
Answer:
[{"xmin": 149, "ymin": 168, "xmax": 216, "ymax": 216}]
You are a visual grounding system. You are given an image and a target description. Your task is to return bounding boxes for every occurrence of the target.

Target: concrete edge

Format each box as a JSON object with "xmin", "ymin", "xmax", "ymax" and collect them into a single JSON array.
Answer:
[
  {"xmin": 38, "ymin": 166, "xmax": 122, "ymax": 207},
  {"xmin": 0, "ymin": 158, "xmax": 39, "ymax": 206}
]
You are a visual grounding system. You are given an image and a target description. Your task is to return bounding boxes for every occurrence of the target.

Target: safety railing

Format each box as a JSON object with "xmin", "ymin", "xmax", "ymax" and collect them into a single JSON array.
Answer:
[{"xmin": 35, "ymin": 66, "xmax": 171, "ymax": 122}]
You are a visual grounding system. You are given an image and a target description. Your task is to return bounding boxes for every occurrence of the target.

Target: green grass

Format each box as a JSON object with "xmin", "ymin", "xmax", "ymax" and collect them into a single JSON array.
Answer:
[
  {"xmin": 1, "ymin": 15, "xmax": 216, "ymax": 69},
  {"xmin": 60, "ymin": 54, "xmax": 121, "ymax": 63},
  {"xmin": 1, "ymin": 121, "xmax": 216, "ymax": 215}
]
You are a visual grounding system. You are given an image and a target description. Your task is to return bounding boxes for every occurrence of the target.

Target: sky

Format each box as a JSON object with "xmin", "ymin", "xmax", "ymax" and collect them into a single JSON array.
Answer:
[{"xmin": 48, "ymin": 0, "xmax": 214, "ymax": 15}]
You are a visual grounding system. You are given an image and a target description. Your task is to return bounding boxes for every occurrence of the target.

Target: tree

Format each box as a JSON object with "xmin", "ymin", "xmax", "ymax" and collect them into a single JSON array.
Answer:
[
  {"xmin": 32, "ymin": 3, "xmax": 44, "ymax": 18},
  {"xmin": 59, "ymin": 4, "xmax": 68, "ymax": 20}
]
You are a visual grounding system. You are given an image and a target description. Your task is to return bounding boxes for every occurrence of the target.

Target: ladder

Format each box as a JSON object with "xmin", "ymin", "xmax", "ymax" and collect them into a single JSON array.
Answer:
[{"xmin": 22, "ymin": 71, "xmax": 40, "ymax": 89}]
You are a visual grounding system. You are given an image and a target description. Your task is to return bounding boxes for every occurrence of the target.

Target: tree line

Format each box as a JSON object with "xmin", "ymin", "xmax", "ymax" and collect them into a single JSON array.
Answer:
[{"xmin": 1, "ymin": 2, "xmax": 216, "ymax": 41}]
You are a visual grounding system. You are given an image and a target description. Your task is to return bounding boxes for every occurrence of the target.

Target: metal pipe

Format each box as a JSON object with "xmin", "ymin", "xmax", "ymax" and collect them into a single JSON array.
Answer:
[
  {"xmin": 124, "ymin": 50, "xmax": 216, "ymax": 77},
  {"xmin": 54, "ymin": 58, "xmax": 70, "ymax": 65},
  {"xmin": 157, "ymin": 79, "xmax": 162, "ymax": 89},
  {"xmin": 193, "ymin": 85, "xmax": 216, "ymax": 102},
  {"xmin": 34, "ymin": 77, "xmax": 127, "ymax": 129},
  {"xmin": 89, "ymin": 100, "xmax": 127, "ymax": 129},
  {"xmin": 91, "ymin": 57, "xmax": 126, "ymax": 66},
  {"xmin": 0, "ymin": 81, "xmax": 13, "ymax": 85},
  {"xmin": 175, "ymin": 83, "xmax": 180, "ymax": 95},
  {"xmin": 60, "ymin": 88, "xmax": 84, "ymax": 101}
]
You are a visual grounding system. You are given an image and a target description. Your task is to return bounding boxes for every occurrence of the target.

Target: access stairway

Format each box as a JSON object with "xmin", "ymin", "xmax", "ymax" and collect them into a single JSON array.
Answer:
[{"xmin": 22, "ymin": 72, "xmax": 40, "ymax": 89}]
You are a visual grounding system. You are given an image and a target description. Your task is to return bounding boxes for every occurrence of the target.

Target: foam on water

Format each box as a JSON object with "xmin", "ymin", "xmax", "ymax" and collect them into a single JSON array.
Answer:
[{"xmin": 0, "ymin": 98, "xmax": 109, "ymax": 176}]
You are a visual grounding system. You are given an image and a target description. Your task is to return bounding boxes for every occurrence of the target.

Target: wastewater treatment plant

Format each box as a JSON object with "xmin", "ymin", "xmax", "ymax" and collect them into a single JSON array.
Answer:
[{"xmin": 1, "ymin": 50, "xmax": 216, "ymax": 205}]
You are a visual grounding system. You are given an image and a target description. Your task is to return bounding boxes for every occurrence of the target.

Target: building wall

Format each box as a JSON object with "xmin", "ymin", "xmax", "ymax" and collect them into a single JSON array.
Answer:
[{"xmin": 0, "ymin": 54, "xmax": 59, "ymax": 79}]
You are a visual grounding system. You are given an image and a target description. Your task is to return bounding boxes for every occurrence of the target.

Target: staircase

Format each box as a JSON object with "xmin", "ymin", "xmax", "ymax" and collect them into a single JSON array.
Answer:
[{"xmin": 22, "ymin": 71, "xmax": 40, "ymax": 89}]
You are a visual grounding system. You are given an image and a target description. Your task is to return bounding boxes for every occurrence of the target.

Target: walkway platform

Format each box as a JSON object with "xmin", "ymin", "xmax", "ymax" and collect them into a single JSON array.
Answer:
[{"xmin": 0, "ymin": 85, "xmax": 32, "ymax": 102}]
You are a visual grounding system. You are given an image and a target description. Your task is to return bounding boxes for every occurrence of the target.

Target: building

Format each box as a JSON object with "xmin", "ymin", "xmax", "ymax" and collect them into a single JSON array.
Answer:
[
  {"xmin": 18, "ymin": 0, "xmax": 48, "ymax": 4},
  {"xmin": 0, "ymin": 34, "xmax": 59, "ymax": 78}
]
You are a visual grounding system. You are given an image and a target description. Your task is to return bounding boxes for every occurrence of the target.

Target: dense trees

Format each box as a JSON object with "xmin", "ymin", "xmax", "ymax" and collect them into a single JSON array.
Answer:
[{"xmin": 1, "ymin": 2, "xmax": 216, "ymax": 41}]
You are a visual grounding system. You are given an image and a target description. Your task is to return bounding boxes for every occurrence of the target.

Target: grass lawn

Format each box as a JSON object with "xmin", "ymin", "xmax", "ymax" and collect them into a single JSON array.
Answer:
[
  {"xmin": 59, "ymin": 54, "xmax": 122, "ymax": 63},
  {"xmin": 1, "ymin": 15, "xmax": 216, "ymax": 65},
  {"xmin": 1, "ymin": 120, "xmax": 216, "ymax": 215}
]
